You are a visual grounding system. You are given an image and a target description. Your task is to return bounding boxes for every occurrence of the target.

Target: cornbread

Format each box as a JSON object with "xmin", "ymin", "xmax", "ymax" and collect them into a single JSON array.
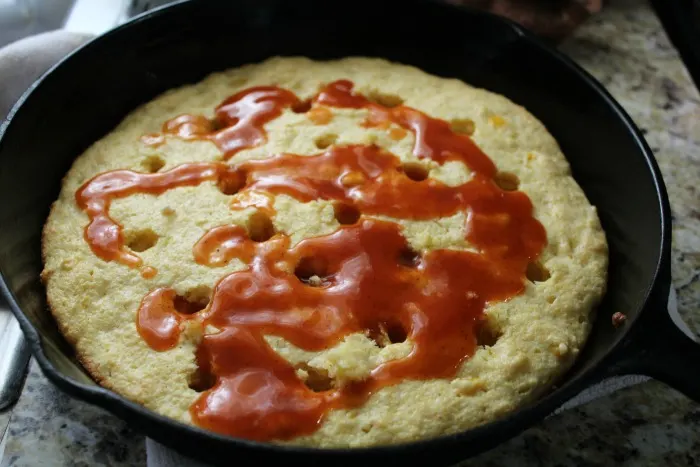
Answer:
[{"xmin": 41, "ymin": 57, "xmax": 607, "ymax": 447}]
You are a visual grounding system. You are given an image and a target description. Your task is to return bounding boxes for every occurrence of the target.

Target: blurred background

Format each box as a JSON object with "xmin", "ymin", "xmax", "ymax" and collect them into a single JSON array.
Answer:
[
  {"xmin": 0, "ymin": 0, "xmax": 74, "ymax": 46},
  {"xmin": 0, "ymin": 0, "xmax": 697, "ymax": 86}
]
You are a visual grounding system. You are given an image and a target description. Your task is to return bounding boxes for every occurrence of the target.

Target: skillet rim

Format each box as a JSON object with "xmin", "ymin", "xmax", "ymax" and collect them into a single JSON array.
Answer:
[{"xmin": 0, "ymin": 0, "xmax": 672, "ymax": 459}]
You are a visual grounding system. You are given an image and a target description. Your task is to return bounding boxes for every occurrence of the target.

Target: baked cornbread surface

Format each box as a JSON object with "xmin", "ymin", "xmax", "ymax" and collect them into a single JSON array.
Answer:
[{"xmin": 42, "ymin": 57, "xmax": 607, "ymax": 447}]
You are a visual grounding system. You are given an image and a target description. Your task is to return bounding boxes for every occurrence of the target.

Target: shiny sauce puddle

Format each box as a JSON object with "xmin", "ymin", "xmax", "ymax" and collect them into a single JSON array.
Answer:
[{"xmin": 75, "ymin": 80, "xmax": 546, "ymax": 441}]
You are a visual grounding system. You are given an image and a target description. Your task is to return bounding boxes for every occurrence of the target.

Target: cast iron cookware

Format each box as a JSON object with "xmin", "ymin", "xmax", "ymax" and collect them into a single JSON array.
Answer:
[{"xmin": 0, "ymin": 0, "xmax": 698, "ymax": 465}]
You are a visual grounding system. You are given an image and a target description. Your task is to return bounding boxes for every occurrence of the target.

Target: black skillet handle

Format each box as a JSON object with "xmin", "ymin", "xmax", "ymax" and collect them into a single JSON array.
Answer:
[{"xmin": 610, "ymin": 286, "xmax": 700, "ymax": 401}]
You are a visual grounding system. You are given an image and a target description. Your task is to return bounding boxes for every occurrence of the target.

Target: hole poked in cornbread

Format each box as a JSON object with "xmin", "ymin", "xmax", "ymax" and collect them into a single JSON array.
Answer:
[
  {"xmin": 526, "ymin": 261, "xmax": 551, "ymax": 283},
  {"xmin": 397, "ymin": 247, "xmax": 421, "ymax": 268},
  {"xmin": 297, "ymin": 363, "xmax": 334, "ymax": 392},
  {"xmin": 125, "ymin": 229, "xmax": 158, "ymax": 252},
  {"xmin": 367, "ymin": 90, "xmax": 404, "ymax": 108},
  {"xmin": 401, "ymin": 162, "xmax": 429, "ymax": 182},
  {"xmin": 173, "ymin": 287, "xmax": 211, "ymax": 315},
  {"xmin": 209, "ymin": 117, "xmax": 226, "ymax": 132},
  {"xmin": 475, "ymin": 317, "xmax": 502, "ymax": 348},
  {"xmin": 494, "ymin": 172, "xmax": 520, "ymax": 191},
  {"xmin": 450, "ymin": 118, "xmax": 476, "ymax": 136},
  {"xmin": 292, "ymin": 100, "xmax": 312, "ymax": 114},
  {"xmin": 188, "ymin": 365, "xmax": 216, "ymax": 392},
  {"xmin": 333, "ymin": 203, "xmax": 361, "ymax": 225},
  {"xmin": 216, "ymin": 170, "xmax": 245, "ymax": 196},
  {"xmin": 247, "ymin": 211, "xmax": 275, "ymax": 242},
  {"xmin": 314, "ymin": 133, "xmax": 338, "ymax": 149},
  {"xmin": 294, "ymin": 256, "xmax": 330, "ymax": 287},
  {"xmin": 371, "ymin": 321, "xmax": 409, "ymax": 347},
  {"xmin": 141, "ymin": 155, "xmax": 165, "ymax": 173},
  {"xmin": 387, "ymin": 323, "xmax": 408, "ymax": 344}
]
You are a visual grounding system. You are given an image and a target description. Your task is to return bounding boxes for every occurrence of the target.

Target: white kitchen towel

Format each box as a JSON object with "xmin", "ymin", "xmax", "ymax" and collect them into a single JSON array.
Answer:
[
  {"xmin": 0, "ymin": 29, "xmax": 693, "ymax": 467},
  {"xmin": 0, "ymin": 30, "xmax": 91, "ymax": 119}
]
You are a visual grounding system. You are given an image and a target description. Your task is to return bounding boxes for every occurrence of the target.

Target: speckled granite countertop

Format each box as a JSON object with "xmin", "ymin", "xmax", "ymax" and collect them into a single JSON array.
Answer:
[{"xmin": 1, "ymin": 1, "xmax": 699, "ymax": 465}]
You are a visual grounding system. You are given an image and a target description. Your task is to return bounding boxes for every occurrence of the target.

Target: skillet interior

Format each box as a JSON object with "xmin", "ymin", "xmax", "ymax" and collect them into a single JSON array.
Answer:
[{"xmin": 0, "ymin": 0, "xmax": 668, "ymax": 465}]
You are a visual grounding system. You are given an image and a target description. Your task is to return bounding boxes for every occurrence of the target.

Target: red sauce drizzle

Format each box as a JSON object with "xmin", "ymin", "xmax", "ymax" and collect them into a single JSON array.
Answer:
[
  {"xmin": 316, "ymin": 80, "xmax": 496, "ymax": 171},
  {"xmin": 163, "ymin": 86, "xmax": 300, "ymax": 158},
  {"xmin": 136, "ymin": 288, "xmax": 183, "ymax": 351},
  {"xmin": 76, "ymin": 80, "xmax": 546, "ymax": 441},
  {"xmin": 141, "ymin": 266, "xmax": 158, "ymax": 279},
  {"xmin": 76, "ymin": 163, "xmax": 242, "ymax": 266}
]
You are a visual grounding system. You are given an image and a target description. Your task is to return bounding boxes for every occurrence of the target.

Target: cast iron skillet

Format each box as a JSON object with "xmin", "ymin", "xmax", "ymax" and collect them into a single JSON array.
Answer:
[{"xmin": 0, "ymin": 0, "xmax": 699, "ymax": 465}]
